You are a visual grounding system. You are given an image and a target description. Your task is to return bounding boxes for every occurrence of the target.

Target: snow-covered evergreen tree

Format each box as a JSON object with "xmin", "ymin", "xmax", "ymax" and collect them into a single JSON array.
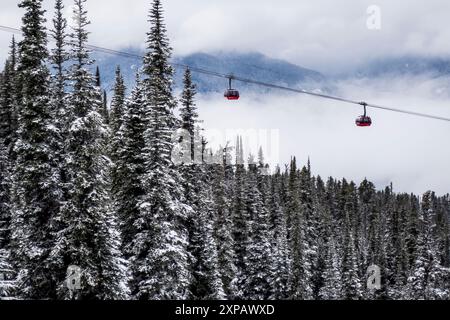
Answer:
[
  {"xmin": 110, "ymin": 66, "xmax": 128, "ymax": 240},
  {"xmin": 269, "ymin": 168, "xmax": 291, "ymax": 299},
  {"xmin": 51, "ymin": 0, "xmax": 128, "ymax": 300},
  {"xmin": 318, "ymin": 239, "xmax": 342, "ymax": 300},
  {"xmin": 299, "ymin": 165, "xmax": 319, "ymax": 298},
  {"xmin": 177, "ymin": 68, "xmax": 224, "ymax": 299},
  {"xmin": 243, "ymin": 162, "xmax": 275, "ymax": 299},
  {"xmin": 405, "ymin": 191, "xmax": 449, "ymax": 300},
  {"xmin": 0, "ymin": 142, "xmax": 16, "ymax": 299},
  {"xmin": 232, "ymin": 137, "xmax": 251, "ymax": 298},
  {"xmin": 211, "ymin": 160, "xmax": 238, "ymax": 299},
  {"xmin": 126, "ymin": 0, "xmax": 191, "ymax": 300},
  {"xmin": 49, "ymin": 0, "xmax": 69, "ymax": 219},
  {"xmin": 0, "ymin": 43, "xmax": 16, "ymax": 249},
  {"xmin": 0, "ymin": 38, "xmax": 18, "ymax": 300},
  {"xmin": 0, "ymin": 131, "xmax": 10, "ymax": 249},
  {"xmin": 286, "ymin": 158, "xmax": 313, "ymax": 299},
  {"xmin": 0, "ymin": 38, "xmax": 18, "ymax": 153},
  {"xmin": 187, "ymin": 165, "xmax": 225, "ymax": 300},
  {"xmin": 0, "ymin": 251, "xmax": 16, "ymax": 299},
  {"xmin": 49, "ymin": 0, "xmax": 69, "ymax": 133},
  {"xmin": 179, "ymin": 68, "xmax": 198, "ymax": 161},
  {"xmin": 117, "ymin": 72, "xmax": 146, "ymax": 252},
  {"xmin": 10, "ymin": 0, "xmax": 63, "ymax": 299},
  {"xmin": 101, "ymin": 90, "xmax": 109, "ymax": 125},
  {"xmin": 341, "ymin": 211, "xmax": 363, "ymax": 300},
  {"xmin": 110, "ymin": 66, "xmax": 126, "ymax": 154}
]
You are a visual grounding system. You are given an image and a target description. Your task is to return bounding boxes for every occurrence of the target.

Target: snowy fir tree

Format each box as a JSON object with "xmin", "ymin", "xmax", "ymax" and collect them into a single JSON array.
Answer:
[
  {"xmin": 0, "ymin": 142, "xmax": 16, "ymax": 299},
  {"xmin": 211, "ymin": 160, "xmax": 239, "ymax": 299},
  {"xmin": 0, "ymin": 38, "xmax": 18, "ymax": 154},
  {"xmin": 48, "ymin": 1, "xmax": 69, "ymax": 237},
  {"xmin": 0, "ymin": 0, "xmax": 449, "ymax": 301},
  {"xmin": 110, "ymin": 67, "xmax": 129, "ymax": 239},
  {"xmin": 242, "ymin": 161, "xmax": 275, "ymax": 299},
  {"xmin": 101, "ymin": 90, "xmax": 109, "ymax": 125},
  {"xmin": 125, "ymin": 0, "xmax": 191, "ymax": 300},
  {"xmin": 109, "ymin": 66, "xmax": 126, "ymax": 160},
  {"xmin": 318, "ymin": 239, "xmax": 342, "ymax": 300},
  {"xmin": 50, "ymin": 0, "xmax": 128, "ymax": 300},
  {"xmin": 9, "ymin": 0, "xmax": 63, "ymax": 299},
  {"xmin": 405, "ymin": 191, "xmax": 449, "ymax": 300},
  {"xmin": 177, "ymin": 68, "xmax": 225, "ymax": 299},
  {"xmin": 0, "ymin": 36, "xmax": 19, "ymax": 300},
  {"xmin": 116, "ymin": 72, "xmax": 147, "ymax": 251},
  {"xmin": 341, "ymin": 212, "xmax": 363, "ymax": 300},
  {"xmin": 286, "ymin": 158, "xmax": 314, "ymax": 299},
  {"xmin": 269, "ymin": 168, "xmax": 291, "ymax": 300},
  {"xmin": 49, "ymin": 0, "xmax": 69, "ymax": 134},
  {"xmin": 232, "ymin": 137, "xmax": 252, "ymax": 298},
  {"xmin": 186, "ymin": 164, "xmax": 226, "ymax": 300},
  {"xmin": 179, "ymin": 67, "xmax": 198, "ymax": 162}
]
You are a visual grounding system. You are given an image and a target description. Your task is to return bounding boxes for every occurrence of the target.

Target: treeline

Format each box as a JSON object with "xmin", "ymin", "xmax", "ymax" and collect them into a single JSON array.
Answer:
[{"xmin": 0, "ymin": 0, "xmax": 449, "ymax": 300}]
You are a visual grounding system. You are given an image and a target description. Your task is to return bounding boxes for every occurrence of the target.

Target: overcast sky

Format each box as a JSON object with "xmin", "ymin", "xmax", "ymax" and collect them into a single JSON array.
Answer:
[
  {"xmin": 2, "ymin": 0, "xmax": 450, "ymax": 72},
  {"xmin": 1, "ymin": 0, "xmax": 450, "ymax": 194}
]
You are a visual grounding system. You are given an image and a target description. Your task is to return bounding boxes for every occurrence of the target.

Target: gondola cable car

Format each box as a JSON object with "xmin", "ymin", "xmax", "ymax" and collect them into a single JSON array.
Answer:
[
  {"xmin": 356, "ymin": 102, "xmax": 372, "ymax": 127},
  {"xmin": 224, "ymin": 76, "xmax": 240, "ymax": 100}
]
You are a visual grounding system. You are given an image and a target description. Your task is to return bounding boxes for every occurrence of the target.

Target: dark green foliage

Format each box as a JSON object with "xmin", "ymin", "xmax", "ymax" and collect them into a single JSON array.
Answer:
[
  {"xmin": 50, "ymin": 0, "xmax": 128, "ymax": 300},
  {"xmin": 125, "ymin": 0, "xmax": 191, "ymax": 300},
  {"xmin": 10, "ymin": 0, "xmax": 63, "ymax": 299},
  {"xmin": 1, "ymin": 0, "xmax": 449, "ymax": 302}
]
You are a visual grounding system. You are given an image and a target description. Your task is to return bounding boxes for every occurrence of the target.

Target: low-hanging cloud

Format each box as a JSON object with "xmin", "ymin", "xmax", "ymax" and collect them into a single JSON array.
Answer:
[
  {"xmin": 198, "ymin": 75, "xmax": 450, "ymax": 195},
  {"xmin": 2, "ymin": 0, "xmax": 450, "ymax": 73}
]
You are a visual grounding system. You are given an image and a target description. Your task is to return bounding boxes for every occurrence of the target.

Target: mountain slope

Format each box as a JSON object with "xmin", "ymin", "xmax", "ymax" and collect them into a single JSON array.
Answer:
[
  {"xmin": 353, "ymin": 56, "xmax": 450, "ymax": 78},
  {"xmin": 93, "ymin": 50, "xmax": 327, "ymax": 94}
]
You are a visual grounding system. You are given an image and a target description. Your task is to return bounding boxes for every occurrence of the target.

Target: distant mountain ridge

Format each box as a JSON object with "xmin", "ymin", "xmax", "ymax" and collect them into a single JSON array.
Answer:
[
  {"xmin": 172, "ymin": 52, "xmax": 326, "ymax": 92},
  {"xmin": 93, "ymin": 49, "xmax": 450, "ymax": 99},
  {"xmin": 93, "ymin": 50, "xmax": 328, "ymax": 95},
  {"xmin": 352, "ymin": 55, "xmax": 450, "ymax": 78}
]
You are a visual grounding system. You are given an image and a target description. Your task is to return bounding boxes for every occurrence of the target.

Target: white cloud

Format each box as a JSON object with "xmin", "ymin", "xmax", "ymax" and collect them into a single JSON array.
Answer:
[
  {"xmin": 2, "ymin": 0, "xmax": 450, "ymax": 73},
  {"xmin": 199, "ymin": 75, "xmax": 450, "ymax": 195}
]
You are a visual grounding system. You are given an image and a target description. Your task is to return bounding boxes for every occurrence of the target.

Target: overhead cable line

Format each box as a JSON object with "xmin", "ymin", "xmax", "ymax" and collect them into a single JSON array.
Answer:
[{"xmin": 1, "ymin": 24, "xmax": 450, "ymax": 123}]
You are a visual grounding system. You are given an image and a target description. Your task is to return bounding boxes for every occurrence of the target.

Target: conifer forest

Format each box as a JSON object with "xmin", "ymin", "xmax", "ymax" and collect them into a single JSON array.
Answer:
[{"xmin": 0, "ymin": 0, "xmax": 449, "ymax": 301}]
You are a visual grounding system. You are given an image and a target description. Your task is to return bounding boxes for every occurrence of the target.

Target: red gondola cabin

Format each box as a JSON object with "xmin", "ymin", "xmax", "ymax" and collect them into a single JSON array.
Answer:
[
  {"xmin": 356, "ymin": 116, "xmax": 372, "ymax": 127},
  {"xmin": 224, "ymin": 89, "xmax": 240, "ymax": 100},
  {"xmin": 225, "ymin": 77, "xmax": 240, "ymax": 100}
]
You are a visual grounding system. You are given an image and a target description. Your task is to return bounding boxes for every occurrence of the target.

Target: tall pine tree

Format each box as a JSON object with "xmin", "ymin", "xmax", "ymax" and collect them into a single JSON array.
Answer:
[
  {"xmin": 109, "ymin": 66, "xmax": 126, "ymax": 158},
  {"xmin": 0, "ymin": 140, "xmax": 16, "ymax": 299},
  {"xmin": 178, "ymin": 68, "xmax": 225, "ymax": 299},
  {"xmin": 117, "ymin": 72, "xmax": 147, "ymax": 253},
  {"xmin": 49, "ymin": 0, "xmax": 69, "ymax": 133},
  {"xmin": 243, "ymin": 161, "xmax": 275, "ymax": 299},
  {"xmin": 127, "ymin": 0, "xmax": 191, "ymax": 300},
  {"xmin": 10, "ymin": 0, "xmax": 63, "ymax": 299},
  {"xmin": 51, "ymin": 0, "xmax": 128, "ymax": 300},
  {"xmin": 211, "ymin": 160, "xmax": 238, "ymax": 299},
  {"xmin": 0, "ymin": 38, "xmax": 18, "ymax": 153}
]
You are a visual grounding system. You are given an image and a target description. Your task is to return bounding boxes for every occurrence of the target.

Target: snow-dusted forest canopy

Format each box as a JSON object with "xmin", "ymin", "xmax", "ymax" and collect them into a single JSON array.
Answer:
[{"xmin": 0, "ymin": 0, "xmax": 449, "ymax": 300}]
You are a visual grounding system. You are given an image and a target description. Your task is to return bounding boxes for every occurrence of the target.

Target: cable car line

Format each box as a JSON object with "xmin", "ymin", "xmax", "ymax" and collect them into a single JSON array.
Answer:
[
  {"xmin": 221, "ymin": 74, "xmax": 450, "ymax": 123},
  {"xmin": 0, "ymin": 25, "xmax": 21, "ymax": 35},
  {"xmin": 1, "ymin": 24, "xmax": 450, "ymax": 123}
]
